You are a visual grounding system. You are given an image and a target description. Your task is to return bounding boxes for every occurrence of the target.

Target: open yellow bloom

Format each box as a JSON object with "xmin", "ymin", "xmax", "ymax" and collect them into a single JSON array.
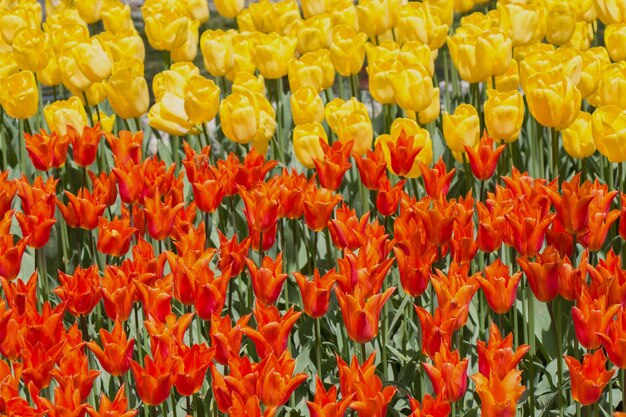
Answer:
[
  {"xmin": 525, "ymin": 70, "xmax": 581, "ymax": 131},
  {"xmin": 99, "ymin": 30, "xmax": 146, "ymax": 64},
  {"xmin": 44, "ymin": 96, "xmax": 88, "ymax": 135},
  {"xmin": 153, "ymin": 62, "xmax": 199, "ymax": 102},
  {"xmin": 592, "ymin": 106, "xmax": 626, "ymax": 162},
  {"xmin": 184, "ymin": 75, "xmax": 220, "ymax": 125},
  {"xmin": 443, "ymin": 104, "xmax": 480, "ymax": 153},
  {"xmin": 71, "ymin": 37, "xmax": 112, "ymax": 83},
  {"xmin": 356, "ymin": 0, "xmax": 392, "ymax": 37},
  {"xmin": 0, "ymin": 70, "xmax": 38, "ymax": 119},
  {"xmin": 254, "ymin": 33, "xmax": 297, "ymax": 79},
  {"xmin": 329, "ymin": 0, "xmax": 359, "ymax": 29},
  {"xmin": 484, "ymin": 89, "xmax": 525, "ymax": 143},
  {"xmin": 367, "ymin": 58, "xmax": 401, "ymax": 104},
  {"xmin": 226, "ymin": 33, "xmax": 257, "ymax": 81},
  {"xmin": 447, "ymin": 31, "xmax": 484, "ymax": 83},
  {"xmin": 291, "ymin": 86, "xmax": 324, "ymax": 126},
  {"xmin": 293, "ymin": 123, "xmax": 328, "ymax": 168},
  {"xmin": 329, "ymin": 25, "xmax": 368, "ymax": 77},
  {"xmin": 476, "ymin": 28, "xmax": 513, "ymax": 79},
  {"xmin": 398, "ymin": 42, "xmax": 435, "ymax": 76},
  {"xmin": 105, "ymin": 59, "xmax": 150, "ymax": 120},
  {"xmin": 12, "ymin": 27, "xmax": 50, "ymax": 73},
  {"xmin": 562, "ymin": 112, "xmax": 595, "ymax": 159}
]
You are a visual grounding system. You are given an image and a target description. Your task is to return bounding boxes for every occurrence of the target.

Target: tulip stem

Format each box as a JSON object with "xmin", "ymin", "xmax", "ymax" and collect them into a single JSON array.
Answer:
[
  {"xmin": 36, "ymin": 247, "xmax": 48, "ymax": 303},
  {"xmin": 551, "ymin": 299, "xmax": 564, "ymax": 417},
  {"xmin": 528, "ymin": 287, "xmax": 535, "ymax": 417},
  {"xmin": 622, "ymin": 369, "xmax": 626, "ymax": 417},
  {"xmin": 315, "ymin": 317, "xmax": 322, "ymax": 375},
  {"xmin": 18, "ymin": 118, "xmax": 26, "ymax": 177},
  {"xmin": 349, "ymin": 74, "xmax": 359, "ymax": 100},
  {"xmin": 551, "ymin": 127, "xmax": 559, "ymax": 181},
  {"xmin": 310, "ymin": 229, "xmax": 317, "ymax": 273},
  {"xmin": 0, "ymin": 107, "xmax": 6, "ymax": 170},
  {"xmin": 82, "ymin": 92, "xmax": 94, "ymax": 126}
]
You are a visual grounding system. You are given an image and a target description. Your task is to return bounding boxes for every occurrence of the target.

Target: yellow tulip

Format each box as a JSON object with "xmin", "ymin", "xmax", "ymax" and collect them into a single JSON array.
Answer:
[
  {"xmin": 484, "ymin": 89, "xmax": 525, "ymax": 143},
  {"xmin": 220, "ymin": 89, "xmax": 276, "ymax": 145},
  {"xmin": 454, "ymin": 0, "xmax": 474, "ymax": 13},
  {"xmin": 555, "ymin": 48, "xmax": 583, "ymax": 88},
  {"xmin": 365, "ymin": 40, "xmax": 399, "ymax": 64},
  {"xmin": 100, "ymin": 30, "xmax": 146, "ymax": 63},
  {"xmin": 329, "ymin": 25, "xmax": 368, "ymax": 77},
  {"xmin": 489, "ymin": 59, "xmax": 519, "ymax": 92},
  {"xmin": 476, "ymin": 28, "xmax": 513, "ymax": 79},
  {"xmin": 172, "ymin": 19, "xmax": 199, "ymax": 63},
  {"xmin": 295, "ymin": 14, "xmax": 332, "ymax": 54},
  {"xmin": 180, "ymin": 0, "xmax": 210, "ymax": 23},
  {"xmin": 99, "ymin": 112, "xmax": 116, "ymax": 134},
  {"xmin": 290, "ymin": 86, "xmax": 324, "ymax": 126},
  {"xmin": 564, "ymin": 21, "xmax": 594, "ymax": 51},
  {"xmin": 248, "ymin": 0, "xmax": 274, "ymax": 33},
  {"xmin": 184, "ymin": 75, "xmax": 220, "ymax": 125},
  {"xmin": 271, "ymin": 0, "xmax": 303, "ymax": 35},
  {"xmin": 104, "ymin": 59, "xmax": 150, "ymax": 119},
  {"xmin": 254, "ymin": 33, "xmax": 297, "ymax": 80},
  {"xmin": 72, "ymin": 38, "xmax": 112, "ymax": 83},
  {"xmin": 293, "ymin": 123, "xmax": 328, "ymax": 168},
  {"xmin": 225, "ymin": 33, "xmax": 256, "ymax": 81},
  {"xmin": 45, "ymin": 16, "xmax": 89, "ymax": 54},
  {"xmin": 44, "ymin": 96, "xmax": 88, "ymax": 135},
  {"xmin": 148, "ymin": 92, "xmax": 194, "ymax": 136},
  {"xmin": 215, "ymin": 0, "xmax": 245, "ymax": 18},
  {"xmin": 577, "ymin": 49, "xmax": 601, "ymax": 99},
  {"xmin": 12, "ymin": 28, "xmax": 50, "ymax": 73},
  {"xmin": 562, "ymin": 112, "xmax": 595, "ymax": 159},
  {"xmin": 288, "ymin": 49, "xmax": 335, "ymax": 93},
  {"xmin": 102, "ymin": 0, "xmax": 135, "ymax": 33},
  {"xmin": 356, "ymin": 0, "xmax": 392, "ymax": 38},
  {"xmin": 424, "ymin": 0, "xmax": 454, "ymax": 27},
  {"xmin": 443, "ymin": 104, "xmax": 480, "ymax": 153},
  {"xmin": 519, "ymin": 45, "xmax": 557, "ymax": 91},
  {"xmin": 376, "ymin": 118, "xmax": 434, "ymax": 178},
  {"xmin": 596, "ymin": 63, "xmax": 626, "ymax": 109},
  {"xmin": 325, "ymin": 97, "xmax": 373, "ymax": 155},
  {"xmin": 37, "ymin": 53, "xmax": 61, "ymax": 87},
  {"xmin": 76, "ymin": 0, "xmax": 102, "ymax": 24},
  {"xmin": 232, "ymin": 72, "xmax": 266, "ymax": 95},
  {"xmin": 236, "ymin": 9, "xmax": 257, "ymax": 32},
  {"xmin": 0, "ymin": 52, "xmax": 18, "ymax": 81},
  {"xmin": 74, "ymin": 81, "xmax": 107, "ymax": 107},
  {"xmin": 605, "ymin": 24, "xmax": 626, "ymax": 62},
  {"xmin": 545, "ymin": 3, "xmax": 576, "ymax": 46},
  {"xmin": 0, "ymin": 70, "xmax": 37, "ymax": 119},
  {"xmin": 418, "ymin": 87, "xmax": 441, "ymax": 125},
  {"xmin": 302, "ymin": 0, "xmax": 330, "ymax": 18},
  {"xmin": 498, "ymin": 2, "xmax": 545, "ymax": 47},
  {"xmin": 144, "ymin": 9, "xmax": 189, "ymax": 51},
  {"xmin": 0, "ymin": 2, "xmax": 41, "ymax": 45},
  {"xmin": 398, "ymin": 42, "xmax": 435, "ymax": 76},
  {"xmin": 525, "ymin": 70, "xmax": 581, "ymax": 131},
  {"xmin": 58, "ymin": 51, "xmax": 93, "ymax": 92},
  {"xmin": 390, "ymin": 64, "xmax": 434, "ymax": 113},
  {"xmin": 367, "ymin": 58, "xmax": 401, "ymax": 104},
  {"xmin": 397, "ymin": 2, "xmax": 448, "ymax": 50},
  {"xmin": 329, "ymin": 0, "xmax": 359, "ymax": 29},
  {"xmin": 594, "ymin": 0, "xmax": 626, "ymax": 25},
  {"xmin": 153, "ymin": 62, "xmax": 199, "ymax": 102},
  {"xmin": 44, "ymin": 0, "xmax": 73, "ymax": 15},
  {"xmin": 459, "ymin": 10, "xmax": 499, "ymax": 32},
  {"xmin": 447, "ymin": 31, "xmax": 485, "ymax": 83},
  {"xmin": 592, "ymin": 106, "xmax": 626, "ymax": 162},
  {"xmin": 570, "ymin": 0, "xmax": 596, "ymax": 22}
]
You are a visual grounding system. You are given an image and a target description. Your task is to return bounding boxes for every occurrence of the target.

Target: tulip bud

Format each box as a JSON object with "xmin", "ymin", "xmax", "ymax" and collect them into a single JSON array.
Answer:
[
  {"xmin": 0, "ymin": 70, "xmax": 38, "ymax": 119},
  {"xmin": 171, "ymin": 19, "xmax": 200, "ymax": 63},
  {"xmin": 605, "ymin": 24, "xmax": 626, "ymax": 63},
  {"xmin": 76, "ymin": 0, "xmax": 103, "ymax": 24},
  {"xmin": 562, "ymin": 112, "xmax": 595, "ymax": 159},
  {"xmin": 397, "ymin": 2, "xmax": 448, "ymax": 50},
  {"xmin": 476, "ymin": 28, "xmax": 513, "ymax": 79},
  {"xmin": 144, "ymin": 9, "xmax": 190, "ymax": 51},
  {"xmin": 498, "ymin": 2, "xmax": 545, "ymax": 47},
  {"xmin": 200, "ymin": 30, "xmax": 234, "ymax": 78},
  {"xmin": 329, "ymin": 25, "xmax": 368, "ymax": 77},
  {"xmin": 325, "ymin": 98, "xmax": 373, "ymax": 155},
  {"xmin": 105, "ymin": 59, "xmax": 150, "ymax": 119},
  {"xmin": 254, "ymin": 33, "xmax": 297, "ymax": 80},
  {"xmin": 215, "ymin": 0, "xmax": 245, "ymax": 18},
  {"xmin": 12, "ymin": 28, "xmax": 50, "ymax": 73},
  {"xmin": 220, "ymin": 88, "xmax": 276, "ymax": 145},
  {"xmin": 418, "ymin": 87, "xmax": 441, "ymax": 125},
  {"xmin": 390, "ymin": 64, "xmax": 435, "ymax": 113},
  {"xmin": 293, "ymin": 123, "xmax": 328, "ymax": 168},
  {"xmin": 295, "ymin": 14, "xmax": 332, "ymax": 54},
  {"xmin": 44, "ymin": 96, "xmax": 88, "ymax": 136},
  {"xmin": 546, "ymin": 3, "xmax": 576, "ymax": 46},
  {"xmin": 356, "ymin": 0, "xmax": 392, "ymax": 38},
  {"xmin": 102, "ymin": 0, "xmax": 135, "ymax": 33},
  {"xmin": 594, "ymin": 0, "xmax": 626, "ymax": 25},
  {"xmin": 148, "ymin": 92, "xmax": 193, "ymax": 136},
  {"xmin": 525, "ymin": 70, "xmax": 581, "ymax": 131},
  {"xmin": 290, "ymin": 86, "xmax": 324, "ymax": 126},
  {"xmin": 592, "ymin": 106, "xmax": 626, "ymax": 163},
  {"xmin": 184, "ymin": 75, "xmax": 220, "ymax": 125},
  {"xmin": 232, "ymin": 72, "xmax": 265, "ymax": 95},
  {"xmin": 484, "ymin": 89, "xmax": 524, "ymax": 143},
  {"xmin": 367, "ymin": 58, "xmax": 401, "ymax": 104},
  {"xmin": 443, "ymin": 104, "xmax": 480, "ymax": 153},
  {"xmin": 595, "ymin": 64, "xmax": 626, "ymax": 109}
]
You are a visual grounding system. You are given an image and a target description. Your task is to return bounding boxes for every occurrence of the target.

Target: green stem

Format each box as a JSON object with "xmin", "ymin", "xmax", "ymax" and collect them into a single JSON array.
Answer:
[
  {"xmin": 0, "ymin": 107, "xmax": 6, "ymax": 170},
  {"xmin": 551, "ymin": 127, "xmax": 559, "ymax": 181},
  {"xmin": 528, "ymin": 288, "xmax": 535, "ymax": 416},
  {"xmin": 315, "ymin": 318, "xmax": 322, "ymax": 376},
  {"xmin": 349, "ymin": 74, "xmax": 359, "ymax": 100},
  {"xmin": 552, "ymin": 299, "xmax": 564, "ymax": 417},
  {"xmin": 19, "ymin": 118, "xmax": 26, "ymax": 177},
  {"xmin": 37, "ymin": 247, "xmax": 49, "ymax": 303},
  {"xmin": 82, "ymin": 91, "xmax": 94, "ymax": 126}
]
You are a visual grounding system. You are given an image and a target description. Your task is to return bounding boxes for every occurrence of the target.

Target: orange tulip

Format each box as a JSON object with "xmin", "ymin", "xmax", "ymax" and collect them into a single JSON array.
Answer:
[
  {"xmin": 313, "ymin": 139, "xmax": 353, "ymax": 191},
  {"xmin": 20, "ymin": 339, "xmax": 64, "ymax": 391},
  {"xmin": 86, "ymin": 318, "xmax": 135, "ymax": 377},
  {"xmin": 55, "ymin": 265, "xmax": 102, "ymax": 317},
  {"xmin": 257, "ymin": 352, "xmax": 308, "ymax": 407},
  {"xmin": 423, "ymin": 346, "xmax": 469, "ymax": 403},
  {"xmin": 106, "ymin": 130, "xmax": 143, "ymax": 165},
  {"xmin": 174, "ymin": 343, "xmax": 215, "ymax": 396},
  {"xmin": 505, "ymin": 200, "xmax": 555, "ymax": 258},
  {"xmin": 597, "ymin": 307, "xmax": 626, "ymax": 369},
  {"xmin": 143, "ymin": 192, "xmax": 185, "ymax": 241},
  {"xmin": 294, "ymin": 268, "xmax": 338, "ymax": 318},
  {"xmin": 245, "ymin": 253, "xmax": 288, "ymax": 305},
  {"xmin": 571, "ymin": 289, "xmax": 620, "ymax": 350},
  {"xmin": 241, "ymin": 303, "xmax": 302, "ymax": 359},
  {"xmin": 327, "ymin": 204, "xmax": 369, "ymax": 251},
  {"xmin": 376, "ymin": 177, "xmax": 405, "ymax": 217},
  {"xmin": 101, "ymin": 266, "xmax": 136, "ymax": 322},
  {"xmin": 56, "ymin": 188, "xmax": 107, "ymax": 230},
  {"xmin": 15, "ymin": 199, "xmax": 56, "ymax": 248},
  {"xmin": 543, "ymin": 173, "xmax": 594, "ymax": 236},
  {"xmin": 194, "ymin": 269, "xmax": 230, "ymax": 320},
  {"xmin": 130, "ymin": 351, "xmax": 178, "ymax": 406},
  {"xmin": 89, "ymin": 170, "xmax": 118, "ymax": 207},
  {"xmin": 112, "ymin": 159, "xmax": 144, "ymax": 204},
  {"xmin": 419, "ymin": 158, "xmax": 455, "ymax": 199},
  {"xmin": 239, "ymin": 183, "xmax": 280, "ymax": 234},
  {"xmin": 24, "ymin": 129, "xmax": 70, "ymax": 171},
  {"xmin": 303, "ymin": 184, "xmax": 343, "ymax": 232},
  {"xmin": 0, "ymin": 172, "xmax": 16, "ymax": 218},
  {"xmin": 217, "ymin": 232, "xmax": 251, "ymax": 276},
  {"xmin": 68, "ymin": 123, "xmax": 103, "ymax": 167},
  {"xmin": 87, "ymin": 385, "xmax": 137, "ymax": 417},
  {"xmin": 353, "ymin": 144, "xmax": 388, "ymax": 191},
  {"xmin": 229, "ymin": 393, "xmax": 278, "ymax": 417},
  {"xmin": 276, "ymin": 168, "xmax": 307, "ymax": 219},
  {"xmin": 464, "ymin": 133, "xmax": 505, "ymax": 181},
  {"xmin": 564, "ymin": 349, "xmax": 615, "ymax": 406},
  {"xmin": 210, "ymin": 314, "xmax": 251, "ymax": 365},
  {"xmin": 97, "ymin": 216, "xmax": 136, "ymax": 257},
  {"xmin": 517, "ymin": 246, "xmax": 561, "ymax": 302},
  {"xmin": 386, "ymin": 130, "xmax": 424, "ymax": 178},
  {"xmin": 476, "ymin": 259, "xmax": 522, "ymax": 314},
  {"xmin": 334, "ymin": 287, "xmax": 395, "ymax": 343},
  {"xmin": 394, "ymin": 245, "xmax": 436, "ymax": 297},
  {"xmin": 471, "ymin": 369, "xmax": 525, "ymax": 417},
  {"xmin": 414, "ymin": 306, "xmax": 454, "ymax": 359},
  {"xmin": 308, "ymin": 376, "xmax": 354, "ymax": 417},
  {"xmin": 477, "ymin": 323, "xmax": 530, "ymax": 379},
  {"xmin": 408, "ymin": 394, "xmax": 451, "ymax": 417}
]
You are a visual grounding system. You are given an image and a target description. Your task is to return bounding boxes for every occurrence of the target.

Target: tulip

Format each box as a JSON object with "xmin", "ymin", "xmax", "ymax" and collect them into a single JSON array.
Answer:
[
  {"xmin": 44, "ymin": 96, "xmax": 88, "ymax": 136},
  {"xmin": 471, "ymin": 370, "xmax": 526, "ymax": 417},
  {"xmin": 408, "ymin": 394, "xmax": 451, "ymax": 417},
  {"xmin": 86, "ymin": 319, "xmax": 135, "ymax": 377},
  {"xmin": 0, "ymin": 70, "xmax": 38, "ymax": 120},
  {"xmin": 313, "ymin": 140, "xmax": 353, "ymax": 191},
  {"xmin": 232, "ymin": 71, "xmax": 265, "ymax": 95},
  {"xmin": 24, "ymin": 130, "xmax": 70, "ymax": 171},
  {"xmin": 308, "ymin": 376, "xmax": 354, "ymax": 417},
  {"xmin": 215, "ymin": 0, "xmax": 245, "ymax": 18},
  {"xmin": 171, "ymin": 19, "xmax": 200, "ymax": 63},
  {"xmin": 241, "ymin": 304, "xmax": 302, "ymax": 359},
  {"xmin": 334, "ymin": 287, "xmax": 395, "ymax": 343},
  {"xmin": 592, "ymin": 106, "xmax": 626, "ymax": 163},
  {"xmin": 87, "ymin": 385, "xmax": 137, "ymax": 417},
  {"xmin": 525, "ymin": 70, "xmax": 581, "ymax": 131},
  {"xmin": 367, "ymin": 58, "xmax": 401, "ymax": 105},
  {"xmin": 597, "ymin": 64, "xmax": 626, "ymax": 109},
  {"xmin": 55, "ymin": 265, "xmax": 102, "ymax": 317},
  {"xmin": 174, "ymin": 344, "xmax": 214, "ymax": 396},
  {"xmin": 143, "ymin": 192, "xmax": 184, "ymax": 240},
  {"xmin": 354, "ymin": 145, "xmax": 388, "ymax": 191},
  {"xmin": 56, "ymin": 189, "xmax": 106, "ymax": 230},
  {"xmin": 220, "ymin": 89, "xmax": 276, "ymax": 145},
  {"xmin": 391, "ymin": 64, "xmax": 435, "ymax": 113},
  {"xmin": 102, "ymin": 0, "xmax": 134, "ymax": 33},
  {"xmin": 246, "ymin": 253, "xmax": 288, "ymax": 305},
  {"xmin": 130, "ymin": 352, "xmax": 178, "ymax": 406},
  {"xmin": 356, "ymin": 0, "xmax": 392, "ymax": 37},
  {"xmin": 303, "ymin": 184, "xmax": 343, "ymax": 231},
  {"xmin": 465, "ymin": 133, "xmax": 505, "ymax": 181},
  {"xmin": 75, "ymin": 0, "xmax": 103, "ymax": 24},
  {"xmin": 329, "ymin": 25, "xmax": 368, "ymax": 77},
  {"xmin": 484, "ymin": 89, "xmax": 524, "ymax": 143},
  {"xmin": 97, "ymin": 217, "xmax": 136, "ymax": 257},
  {"xmin": 210, "ymin": 314, "xmax": 250, "ymax": 365},
  {"xmin": 572, "ymin": 289, "xmax": 620, "ymax": 350},
  {"xmin": 562, "ymin": 112, "xmax": 596, "ymax": 159},
  {"xmin": 498, "ymin": 2, "xmax": 545, "ymax": 47},
  {"xmin": 20, "ymin": 340, "xmax": 64, "ymax": 391},
  {"xmin": 15, "ymin": 200, "xmax": 56, "ymax": 249},
  {"xmin": 517, "ymin": 246, "xmax": 561, "ymax": 303},
  {"xmin": 597, "ymin": 307, "xmax": 626, "ymax": 369},
  {"xmin": 239, "ymin": 183, "xmax": 280, "ymax": 234},
  {"xmin": 397, "ymin": 2, "xmax": 448, "ymax": 49},
  {"xmin": 423, "ymin": 346, "xmax": 469, "ymax": 403},
  {"xmin": 376, "ymin": 129, "xmax": 426, "ymax": 178},
  {"xmin": 200, "ymin": 30, "xmax": 234, "ymax": 78},
  {"xmin": 594, "ymin": 0, "xmax": 626, "ymax": 25},
  {"xmin": 295, "ymin": 14, "xmax": 332, "ymax": 54},
  {"xmin": 447, "ymin": 31, "xmax": 485, "ymax": 83},
  {"xmin": 477, "ymin": 323, "xmax": 530, "ymax": 380},
  {"xmin": 184, "ymin": 75, "xmax": 220, "ymax": 125},
  {"xmin": 255, "ymin": 33, "xmax": 297, "ymax": 80},
  {"xmin": 144, "ymin": 9, "xmax": 189, "ymax": 51},
  {"xmin": 257, "ymin": 353, "xmax": 308, "ymax": 407},
  {"xmin": 605, "ymin": 23, "xmax": 626, "ymax": 64},
  {"xmin": 290, "ymin": 87, "xmax": 324, "ymax": 126},
  {"xmin": 148, "ymin": 92, "xmax": 194, "ymax": 136},
  {"xmin": 194, "ymin": 272, "xmax": 230, "ymax": 320},
  {"xmin": 294, "ymin": 269, "xmax": 337, "ymax": 318},
  {"xmin": 476, "ymin": 29, "xmax": 513, "ymax": 79},
  {"xmin": 565, "ymin": 350, "xmax": 615, "ymax": 406},
  {"xmin": 443, "ymin": 104, "xmax": 480, "ymax": 153},
  {"xmin": 105, "ymin": 59, "xmax": 150, "ymax": 120},
  {"xmin": 325, "ymin": 98, "xmax": 374, "ymax": 155},
  {"xmin": 0, "ymin": 3, "xmax": 41, "ymax": 45},
  {"xmin": 476, "ymin": 260, "xmax": 522, "ymax": 315},
  {"xmin": 68, "ymin": 124, "xmax": 102, "ymax": 167},
  {"xmin": 11, "ymin": 28, "xmax": 50, "ymax": 73},
  {"xmin": 419, "ymin": 158, "xmax": 455, "ymax": 199},
  {"xmin": 545, "ymin": 3, "xmax": 576, "ymax": 46}
]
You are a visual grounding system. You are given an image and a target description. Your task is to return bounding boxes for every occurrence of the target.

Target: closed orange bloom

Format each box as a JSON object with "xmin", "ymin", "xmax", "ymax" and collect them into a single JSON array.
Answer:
[
  {"xmin": 217, "ymin": 232, "xmax": 251, "ymax": 276},
  {"xmin": 327, "ymin": 204, "xmax": 369, "ymax": 251},
  {"xmin": 294, "ymin": 268, "xmax": 337, "ymax": 318},
  {"xmin": 414, "ymin": 306, "xmax": 454, "ymax": 359},
  {"xmin": 408, "ymin": 394, "xmax": 451, "ymax": 417},
  {"xmin": 386, "ymin": 130, "xmax": 424, "ymax": 178},
  {"xmin": 20, "ymin": 340, "xmax": 64, "ymax": 391},
  {"xmin": 194, "ymin": 269, "xmax": 230, "ymax": 320},
  {"xmin": 313, "ymin": 140, "xmax": 353, "ymax": 191},
  {"xmin": 86, "ymin": 318, "xmax": 135, "ymax": 377},
  {"xmin": 101, "ymin": 266, "xmax": 136, "ymax": 322},
  {"xmin": 565, "ymin": 350, "xmax": 615, "ymax": 406},
  {"xmin": 112, "ymin": 160, "xmax": 144, "ymax": 204},
  {"xmin": 476, "ymin": 259, "xmax": 522, "ymax": 314},
  {"xmin": 394, "ymin": 245, "xmax": 436, "ymax": 297},
  {"xmin": 97, "ymin": 216, "xmax": 136, "ymax": 257},
  {"xmin": 465, "ymin": 133, "xmax": 505, "ymax": 181},
  {"xmin": 0, "ymin": 213, "xmax": 28, "ymax": 281},
  {"xmin": 276, "ymin": 169, "xmax": 307, "ymax": 219},
  {"xmin": 143, "ymin": 192, "xmax": 185, "ymax": 241},
  {"xmin": 56, "ymin": 188, "xmax": 107, "ymax": 230},
  {"xmin": 245, "ymin": 253, "xmax": 288, "ymax": 305},
  {"xmin": 517, "ymin": 246, "xmax": 561, "ymax": 303},
  {"xmin": 68, "ymin": 123, "xmax": 103, "ymax": 167},
  {"xmin": 303, "ymin": 184, "xmax": 342, "ymax": 232},
  {"xmin": 0, "ymin": 172, "xmax": 16, "ymax": 218},
  {"xmin": 471, "ymin": 369, "xmax": 525, "ymax": 417},
  {"xmin": 572, "ymin": 289, "xmax": 620, "ymax": 350},
  {"xmin": 335, "ymin": 287, "xmax": 395, "ymax": 343},
  {"xmin": 353, "ymin": 145, "xmax": 387, "ymax": 191},
  {"xmin": 89, "ymin": 171, "xmax": 118, "ymax": 207},
  {"xmin": 24, "ymin": 129, "xmax": 70, "ymax": 171},
  {"xmin": 257, "ymin": 352, "xmax": 308, "ymax": 407},
  {"xmin": 55, "ymin": 265, "xmax": 102, "ymax": 317},
  {"xmin": 106, "ymin": 130, "xmax": 143, "ymax": 165},
  {"xmin": 210, "ymin": 314, "xmax": 250, "ymax": 365},
  {"xmin": 376, "ymin": 177, "xmax": 405, "ymax": 217},
  {"xmin": 241, "ymin": 303, "xmax": 302, "ymax": 359},
  {"xmin": 130, "ymin": 351, "xmax": 178, "ymax": 406},
  {"xmin": 423, "ymin": 346, "xmax": 469, "ymax": 403},
  {"xmin": 174, "ymin": 343, "xmax": 215, "ymax": 396},
  {"xmin": 477, "ymin": 323, "xmax": 530, "ymax": 379}
]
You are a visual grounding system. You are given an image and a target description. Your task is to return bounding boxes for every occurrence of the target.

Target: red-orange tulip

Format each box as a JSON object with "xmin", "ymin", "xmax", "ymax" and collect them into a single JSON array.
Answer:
[
  {"xmin": 354, "ymin": 144, "xmax": 388, "ymax": 191},
  {"xmin": 414, "ymin": 306, "xmax": 454, "ymax": 359},
  {"xmin": 143, "ymin": 192, "xmax": 185, "ymax": 240},
  {"xmin": 564, "ymin": 349, "xmax": 615, "ymax": 406},
  {"xmin": 376, "ymin": 177, "xmax": 405, "ymax": 217},
  {"xmin": 15, "ymin": 200, "xmax": 56, "ymax": 248},
  {"xmin": 55, "ymin": 265, "xmax": 102, "ymax": 317},
  {"xmin": 86, "ymin": 318, "xmax": 135, "ymax": 377},
  {"xmin": 0, "ymin": 172, "xmax": 16, "ymax": 218},
  {"xmin": 174, "ymin": 343, "xmax": 215, "ymax": 396},
  {"xmin": 394, "ymin": 245, "xmax": 436, "ymax": 297},
  {"xmin": 517, "ymin": 246, "xmax": 561, "ymax": 302},
  {"xmin": 276, "ymin": 168, "xmax": 307, "ymax": 219},
  {"xmin": 419, "ymin": 158, "xmax": 455, "ymax": 199},
  {"xmin": 387, "ymin": 130, "xmax": 424, "ymax": 178},
  {"xmin": 87, "ymin": 385, "xmax": 138, "ymax": 417},
  {"xmin": 408, "ymin": 394, "xmax": 451, "ymax": 417},
  {"xmin": 313, "ymin": 139, "xmax": 353, "ymax": 191},
  {"xmin": 294, "ymin": 268, "xmax": 338, "ymax": 318},
  {"xmin": 241, "ymin": 303, "xmax": 302, "ymax": 359},
  {"xmin": 572, "ymin": 289, "xmax": 620, "ymax": 350},
  {"xmin": 464, "ymin": 133, "xmax": 505, "ymax": 181},
  {"xmin": 24, "ymin": 129, "xmax": 70, "ymax": 171},
  {"xmin": 89, "ymin": 170, "xmax": 118, "ymax": 207},
  {"xmin": 112, "ymin": 159, "xmax": 144, "ymax": 204},
  {"xmin": 476, "ymin": 259, "xmax": 522, "ymax": 314},
  {"xmin": 68, "ymin": 123, "xmax": 103, "ymax": 167},
  {"xmin": 257, "ymin": 352, "xmax": 308, "ymax": 407},
  {"xmin": 239, "ymin": 182, "xmax": 280, "ymax": 234},
  {"xmin": 597, "ymin": 307, "xmax": 626, "ymax": 368},
  {"xmin": 307, "ymin": 376, "xmax": 353, "ymax": 417},
  {"xmin": 334, "ymin": 287, "xmax": 395, "ymax": 343},
  {"xmin": 246, "ymin": 253, "xmax": 288, "ymax": 305},
  {"xmin": 210, "ymin": 314, "xmax": 251, "ymax": 365},
  {"xmin": 56, "ymin": 188, "xmax": 107, "ymax": 230},
  {"xmin": 97, "ymin": 216, "xmax": 136, "ymax": 257},
  {"xmin": 328, "ymin": 204, "xmax": 369, "ymax": 251},
  {"xmin": 303, "ymin": 184, "xmax": 343, "ymax": 231},
  {"xmin": 101, "ymin": 266, "xmax": 136, "ymax": 322},
  {"xmin": 130, "ymin": 351, "xmax": 179, "ymax": 406},
  {"xmin": 218, "ymin": 231, "xmax": 251, "ymax": 276},
  {"xmin": 106, "ymin": 130, "xmax": 143, "ymax": 165},
  {"xmin": 423, "ymin": 346, "xmax": 469, "ymax": 403},
  {"xmin": 477, "ymin": 323, "xmax": 530, "ymax": 379},
  {"xmin": 471, "ymin": 369, "xmax": 525, "ymax": 417}
]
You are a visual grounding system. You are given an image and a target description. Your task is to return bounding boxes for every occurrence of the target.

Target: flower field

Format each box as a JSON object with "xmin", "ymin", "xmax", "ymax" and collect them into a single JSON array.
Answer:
[{"xmin": 2, "ymin": 0, "xmax": 626, "ymax": 417}]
